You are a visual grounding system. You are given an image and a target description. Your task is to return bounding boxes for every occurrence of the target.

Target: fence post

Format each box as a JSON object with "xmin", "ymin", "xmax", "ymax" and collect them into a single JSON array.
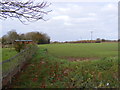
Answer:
[
  {"xmin": 9, "ymin": 60, "xmax": 12, "ymax": 84},
  {"xmin": 2, "ymin": 45, "xmax": 38, "ymax": 88},
  {"xmin": 18, "ymin": 56, "xmax": 21, "ymax": 72}
]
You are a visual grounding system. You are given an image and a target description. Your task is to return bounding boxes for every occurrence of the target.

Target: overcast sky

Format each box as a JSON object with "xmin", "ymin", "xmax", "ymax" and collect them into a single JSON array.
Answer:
[{"xmin": 1, "ymin": 1, "xmax": 118, "ymax": 42}]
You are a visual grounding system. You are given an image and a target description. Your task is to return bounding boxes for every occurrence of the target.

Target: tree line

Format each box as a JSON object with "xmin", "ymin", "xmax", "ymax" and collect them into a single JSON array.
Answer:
[{"xmin": 1, "ymin": 30, "xmax": 50, "ymax": 45}]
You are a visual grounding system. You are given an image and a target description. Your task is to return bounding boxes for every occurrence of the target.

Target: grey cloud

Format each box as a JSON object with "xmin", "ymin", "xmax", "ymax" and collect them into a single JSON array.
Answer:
[{"xmin": 2, "ymin": 2, "xmax": 118, "ymax": 41}]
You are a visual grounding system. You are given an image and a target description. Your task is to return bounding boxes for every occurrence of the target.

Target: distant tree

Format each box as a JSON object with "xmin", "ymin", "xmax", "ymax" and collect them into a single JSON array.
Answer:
[
  {"xmin": 41, "ymin": 33, "xmax": 50, "ymax": 44},
  {"xmin": 101, "ymin": 39, "xmax": 106, "ymax": 42},
  {"xmin": 96, "ymin": 38, "xmax": 101, "ymax": 41},
  {"xmin": 118, "ymin": 39, "xmax": 120, "ymax": 42},
  {"xmin": 0, "ymin": 38, "xmax": 1, "ymax": 43},
  {"xmin": 19, "ymin": 34, "xmax": 26, "ymax": 40},
  {"xmin": 7, "ymin": 30, "xmax": 19, "ymax": 44},
  {"xmin": 25, "ymin": 31, "xmax": 50, "ymax": 44},
  {"xmin": 0, "ymin": 0, "xmax": 51, "ymax": 24},
  {"xmin": 1, "ymin": 35, "xmax": 8, "ymax": 45},
  {"xmin": 25, "ymin": 32, "xmax": 41, "ymax": 42},
  {"xmin": 1, "ymin": 30, "xmax": 50, "ymax": 46},
  {"xmin": 46, "ymin": 38, "xmax": 50, "ymax": 44}
]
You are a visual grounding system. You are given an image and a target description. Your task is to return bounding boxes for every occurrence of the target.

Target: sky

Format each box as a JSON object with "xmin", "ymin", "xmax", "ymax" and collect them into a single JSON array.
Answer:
[{"xmin": 1, "ymin": 0, "xmax": 118, "ymax": 42}]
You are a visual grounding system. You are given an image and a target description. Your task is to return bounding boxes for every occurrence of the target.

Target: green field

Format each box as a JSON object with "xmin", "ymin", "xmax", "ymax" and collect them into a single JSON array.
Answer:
[
  {"xmin": 2, "ymin": 43, "xmax": 118, "ymax": 61},
  {"xmin": 39, "ymin": 43, "xmax": 118, "ymax": 58},
  {"xmin": 0, "ymin": 48, "xmax": 2, "ymax": 62},
  {"xmin": 2, "ymin": 48, "xmax": 17, "ymax": 61},
  {"xmin": 9, "ymin": 43, "xmax": 119, "ymax": 88},
  {"xmin": 2, "ymin": 48, "xmax": 18, "ymax": 74}
]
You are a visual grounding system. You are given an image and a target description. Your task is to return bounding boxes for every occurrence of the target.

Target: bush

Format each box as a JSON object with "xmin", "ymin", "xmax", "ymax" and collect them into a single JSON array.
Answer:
[{"xmin": 14, "ymin": 43, "xmax": 26, "ymax": 52}]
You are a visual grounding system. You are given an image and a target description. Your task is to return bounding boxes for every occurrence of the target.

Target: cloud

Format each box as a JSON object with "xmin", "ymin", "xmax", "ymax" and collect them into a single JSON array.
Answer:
[
  {"xmin": 88, "ymin": 13, "xmax": 96, "ymax": 16},
  {"xmin": 73, "ymin": 17, "xmax": 97, "ymax": 23},
  {"xmin": 2, "ymin": 2, "xmax": 118, "ymax": 41},
  {"xmin": 64, "ymin": 22, "xmax": 73, "ymax": 26},
  {"xmin": 58, "ymin": 7, "xmax": 71, "ymax": 12},
  {"xmin": 50, "ymin": 4, "xmax": 84, "ymax": 18},
  {"xmin": 52, "ymin": 15, "xmax": 70, "ymax": 21},
  {"xmin": 0, "ymin": 24, "xmax": 2, "ymax": 37},
  {"xmin": 101, "ymin": 3, "xmax": 117, "ymax": 12}
]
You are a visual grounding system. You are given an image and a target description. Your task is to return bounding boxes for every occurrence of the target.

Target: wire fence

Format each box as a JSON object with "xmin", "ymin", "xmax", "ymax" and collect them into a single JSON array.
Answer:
[{"xmin": 1, "ymin": 45, "xmax": 38, "ymax": 87}]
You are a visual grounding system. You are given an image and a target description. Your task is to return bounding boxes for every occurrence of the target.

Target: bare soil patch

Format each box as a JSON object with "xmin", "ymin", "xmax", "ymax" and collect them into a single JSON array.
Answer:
[{"xmin": 62, "ymin": 57, "xmax": 99, "ymax": 62}]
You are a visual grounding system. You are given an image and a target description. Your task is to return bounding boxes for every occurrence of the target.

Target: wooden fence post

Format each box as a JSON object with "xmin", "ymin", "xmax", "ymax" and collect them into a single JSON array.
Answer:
[{"xmin": 1, "ymin": 45, "xmax": 38, "ymax": 88}]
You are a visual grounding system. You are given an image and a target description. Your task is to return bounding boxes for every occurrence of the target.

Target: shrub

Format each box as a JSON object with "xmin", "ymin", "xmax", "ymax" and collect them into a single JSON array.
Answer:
[{"xmin": 14, "ymin": 43, "xmax": 26, "ymax": 52}]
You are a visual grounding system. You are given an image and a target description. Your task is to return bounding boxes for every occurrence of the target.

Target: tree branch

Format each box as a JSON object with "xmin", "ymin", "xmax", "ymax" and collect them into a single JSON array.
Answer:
[{"xmin": 0, "ymin": 0, "xmax": 52, "ymax": 24}]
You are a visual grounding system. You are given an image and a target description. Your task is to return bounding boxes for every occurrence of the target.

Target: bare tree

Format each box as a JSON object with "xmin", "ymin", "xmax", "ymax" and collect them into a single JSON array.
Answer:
[
  {"xmin": 0, "ymin": 0, "xmax": 51, "ymax": 24},
  {"xmin": 7, "ymin": 30, "xmax": 19, "ymax": 44}
]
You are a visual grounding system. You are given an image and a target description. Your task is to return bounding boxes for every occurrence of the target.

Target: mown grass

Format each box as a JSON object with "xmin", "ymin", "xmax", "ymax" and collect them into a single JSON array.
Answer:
[
  {"xmin": 39, "ymin": 43, "xmax": 118, "ymax": 58},
  {"xmin": 10, "ymin": 48, "xmax": 119, "ymax": 88}
]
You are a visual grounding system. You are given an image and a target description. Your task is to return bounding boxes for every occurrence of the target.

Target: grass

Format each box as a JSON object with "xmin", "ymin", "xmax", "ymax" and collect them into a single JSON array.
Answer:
[
  {"xmin": 0, "ymin": 48, "xmax": 2, "ymax": 62},
  {"xmin": 2, "ymin": 48, "xmax": 17, "ymax": 61},
  {"xmin": 1, "ymin": 48, "xmax": 18, "ymax": 74},
  {"xmin": 2, "ymin": 43, "xmax": 118, "ymax": 88},
  {"xmin": 9, "ymin": 46, "xmax": 119, "ymax": 88},
  {"xmin": 39, "ymin": 43, "xmax": 118, "ymax": 58},
  {"xmin": 2, "ymin": 45, "xmax": 38, "ymax": 77},
  {"xmin": 2, "ymin": 48, "xmax": 18, "ymax": 75}
]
